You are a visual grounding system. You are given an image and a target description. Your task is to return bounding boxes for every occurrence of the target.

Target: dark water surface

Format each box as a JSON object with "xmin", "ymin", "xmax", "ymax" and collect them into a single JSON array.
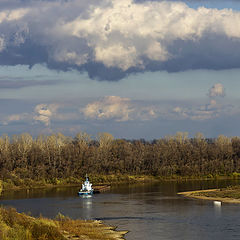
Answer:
[{"xmin": 1, "ymin": 179, "xmax": 240, "ymax": 240}]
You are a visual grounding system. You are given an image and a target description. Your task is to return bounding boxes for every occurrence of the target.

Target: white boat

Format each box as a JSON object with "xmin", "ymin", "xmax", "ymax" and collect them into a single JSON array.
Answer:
[{"xmin": 78, "ymin": 175, "xmax": 94, "ymax": 195}]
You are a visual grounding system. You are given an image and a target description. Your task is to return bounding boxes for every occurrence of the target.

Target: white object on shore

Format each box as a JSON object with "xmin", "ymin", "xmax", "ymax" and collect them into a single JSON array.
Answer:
[{"xmin": 213, "ymin": 201, "xmax": 222, "ymax": 206}]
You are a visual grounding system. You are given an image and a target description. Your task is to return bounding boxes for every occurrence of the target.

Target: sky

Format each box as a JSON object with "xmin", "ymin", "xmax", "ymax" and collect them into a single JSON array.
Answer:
[{"xmin": 1, "ymin": 0, "xmax": 240, "ymax": 139}]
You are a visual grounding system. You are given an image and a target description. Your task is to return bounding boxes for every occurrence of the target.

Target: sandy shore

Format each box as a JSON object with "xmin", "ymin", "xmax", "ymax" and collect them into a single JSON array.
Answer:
[
  {"xmin": 62, "ymin": 222, "xmax": 128, "ymax": 240},
  {"xmin": 178, "ymin": 189, "xmax": 240, "ymax": 203}
]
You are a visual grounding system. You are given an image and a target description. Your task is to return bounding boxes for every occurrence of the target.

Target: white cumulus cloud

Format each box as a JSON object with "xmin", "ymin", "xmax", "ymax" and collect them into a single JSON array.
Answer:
[
  {"xmin": 1, "ymin": 113, "xmax": 30, "ymax": 125},
  {"xmin": 82, "ymin": 96, "xmax": 158, "ymax": 121},
  {"xmin": 33, "ymin": 104, "xmax": 59, "ymax": 126},
  {"xmin": 173, "ymin": 105, "xmax": 220, "ymax": 121},
  {"xmin": 0, "ymin": 0, "xmax": 240, "ymax": 80},
  {"xmin": 83, "ymin": 96, "xmax": 134, "ymax": 121},
  {"xmin": 172, "ymin": 83, "xmax": 228, "ymax": 121},
  {"xmin": 208, "ymin": 83, "xmax": 225, "ymax": 98}
]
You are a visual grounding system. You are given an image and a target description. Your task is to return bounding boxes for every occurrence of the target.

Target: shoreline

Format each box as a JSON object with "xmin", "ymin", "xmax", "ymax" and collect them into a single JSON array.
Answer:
[
  {"xmin": 0, "ymin": 207, "xmax": 128, "ymax": 240},
  {"xmin": 2, "ymin": 174, "xmax": 240, "ymax": 193},
  {"xmin": 178, "ymin": 189, "xmax": 240, "ymax": 204},
  {"xmin": 0, "ymin": 175, "xmax": 158, "ymax": 192}
]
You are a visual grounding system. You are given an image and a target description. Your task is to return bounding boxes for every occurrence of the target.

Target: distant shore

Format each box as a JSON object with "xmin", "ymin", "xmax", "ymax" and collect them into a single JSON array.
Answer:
[
  {"xmin": 1, "ymin": 174, "xmax": 240, "ymax": 193},
  {"xmin": 178, "ymin": 186, "xmax": 240, "ymax": 203},
  {"xmin": 0, "ymin": 175, "xmax": 159, "ymax": 192}
]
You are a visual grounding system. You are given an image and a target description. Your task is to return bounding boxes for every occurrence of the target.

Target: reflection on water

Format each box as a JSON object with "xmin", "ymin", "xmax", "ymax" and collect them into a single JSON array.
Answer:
[
  {"xmin": 0, "ymin": 179, "xmax": 240, "ymax": 240},
  {"xmin": 214, "ymin": 201, "xmax": 222, "ymax": 217},
  {"xmin": 79, "ymin": 195, "xmax": 92, "ymax": 219}
]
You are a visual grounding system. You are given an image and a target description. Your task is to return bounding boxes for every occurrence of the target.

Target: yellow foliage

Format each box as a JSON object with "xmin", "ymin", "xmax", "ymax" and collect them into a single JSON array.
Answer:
[
  {"xmin": 0, "ymin": 180, "xmax": 2, "ymax": 195},
  {"xmin": 0, "ymin": 207, "xmax": 127, "ymax": 240}
]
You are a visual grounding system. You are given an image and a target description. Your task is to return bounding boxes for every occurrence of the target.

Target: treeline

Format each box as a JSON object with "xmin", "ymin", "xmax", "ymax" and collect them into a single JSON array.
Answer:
[{"xmin": 0, "ymin": 132, "xmax": 240, "ymax": 185}]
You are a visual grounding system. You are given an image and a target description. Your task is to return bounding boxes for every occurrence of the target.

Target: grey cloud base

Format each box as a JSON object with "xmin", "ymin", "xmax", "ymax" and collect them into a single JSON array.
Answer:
[{"xmin": 0, "ymin": 0, "xmax": 240, "ymax": 80}]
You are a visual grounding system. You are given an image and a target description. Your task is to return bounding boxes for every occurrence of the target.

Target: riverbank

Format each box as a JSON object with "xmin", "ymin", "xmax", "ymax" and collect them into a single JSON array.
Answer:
[
  {"xmin": 1, "ymin": 173, "xmax": 240, "ymax": 192},
  {"xmin": 0, "ymin": 174, "xmax": 158, "ymax": 192},
  {"xmin": 178, "ymin": 185, "xmax": 240, "ymax": 203},
  {"xmin": 0, "ymin": 207, "xmax": 127, "ymax": 240}
]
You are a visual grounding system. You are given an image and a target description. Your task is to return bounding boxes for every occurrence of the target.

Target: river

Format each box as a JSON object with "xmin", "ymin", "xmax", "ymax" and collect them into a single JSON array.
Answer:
[{"xmin": 0, "ymin": 179, "xmax": 240, "ymax": 240}]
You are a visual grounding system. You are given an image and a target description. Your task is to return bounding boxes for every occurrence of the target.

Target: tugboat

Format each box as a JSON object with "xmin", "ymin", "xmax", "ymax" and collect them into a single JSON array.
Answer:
[{"xmin": 78, "ymin": 175, "xmax": 94, "ymax": 195}]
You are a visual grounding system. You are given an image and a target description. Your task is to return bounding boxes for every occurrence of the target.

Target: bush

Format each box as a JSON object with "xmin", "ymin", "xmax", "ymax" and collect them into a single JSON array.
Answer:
[{"xmin": 232, "ymin": 172, "xmax": 240, "ymax": 178}]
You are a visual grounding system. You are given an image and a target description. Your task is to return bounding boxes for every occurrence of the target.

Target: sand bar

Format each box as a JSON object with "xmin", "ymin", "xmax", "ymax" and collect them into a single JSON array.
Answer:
[{"xmin": 178, "ymin": 189, "xmax": 240, "ymax": 203}]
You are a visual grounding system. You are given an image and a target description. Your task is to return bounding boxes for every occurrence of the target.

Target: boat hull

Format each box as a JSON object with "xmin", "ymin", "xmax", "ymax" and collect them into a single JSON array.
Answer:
[{"xmin": 78, "ymin": 190, "xmax": 94, "ymax": 195}]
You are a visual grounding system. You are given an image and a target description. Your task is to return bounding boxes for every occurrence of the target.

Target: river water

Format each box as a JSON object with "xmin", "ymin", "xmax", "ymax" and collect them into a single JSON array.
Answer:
[{"xmin": 1, "ymin": 179, "xmax": 240, "ymax": 240}]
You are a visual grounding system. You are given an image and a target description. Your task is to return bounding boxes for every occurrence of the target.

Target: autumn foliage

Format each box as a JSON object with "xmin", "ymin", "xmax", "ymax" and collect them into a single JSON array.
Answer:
[{"xmin": 0, "ymin": 132, "xmax": 240, "ymax": 188}]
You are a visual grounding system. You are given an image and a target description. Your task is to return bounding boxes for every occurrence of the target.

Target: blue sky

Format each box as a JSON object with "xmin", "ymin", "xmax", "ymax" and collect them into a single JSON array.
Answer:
[{"xmin": 1, "ymin": 0, "xmax": 240, "ymax": 139}]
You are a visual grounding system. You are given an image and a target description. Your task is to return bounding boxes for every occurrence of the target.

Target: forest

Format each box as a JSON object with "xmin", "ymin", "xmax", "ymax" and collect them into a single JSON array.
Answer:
[{"xmin": 0, "ymin": 131, "xmax": 240, "ymax": 188}]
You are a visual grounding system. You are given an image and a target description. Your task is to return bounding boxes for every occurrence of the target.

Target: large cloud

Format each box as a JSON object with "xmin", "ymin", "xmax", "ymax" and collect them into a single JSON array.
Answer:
[{"xmin": 0, "ymin": 0, "xmax": 240, "ymax": 80}]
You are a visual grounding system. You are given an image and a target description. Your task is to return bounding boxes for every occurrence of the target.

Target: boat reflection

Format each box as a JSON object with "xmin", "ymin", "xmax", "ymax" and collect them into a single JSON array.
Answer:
[
  {"xmin": 79, "ymin": 195, "xmax": 93, "ymax": 219},
  {"xmin": 80, "ymin": 195, "xmax": 92, "ymax": 199}
]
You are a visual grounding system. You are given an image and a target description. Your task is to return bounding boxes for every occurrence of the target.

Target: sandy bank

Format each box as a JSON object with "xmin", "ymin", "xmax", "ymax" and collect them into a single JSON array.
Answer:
[{"xmin": 178, "ymin": 189, "xmax": 240, "ymax": 204}]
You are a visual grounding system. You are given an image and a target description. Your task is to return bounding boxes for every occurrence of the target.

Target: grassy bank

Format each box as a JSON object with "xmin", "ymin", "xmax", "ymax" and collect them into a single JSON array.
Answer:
[
  {"xmin": 178, "ymin": 185, "xmax": 240, "ymax": 203},
  {"xmin": 2, "ymin": 172, "xmax": 240, "ymax": 192},
  {"xmin": 0, "ymin": 207, "xmax": 127, "ymax": 240},
  {"xmin": 1, "ymin": 174, "xmax": 159, "ymax": 191}
]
